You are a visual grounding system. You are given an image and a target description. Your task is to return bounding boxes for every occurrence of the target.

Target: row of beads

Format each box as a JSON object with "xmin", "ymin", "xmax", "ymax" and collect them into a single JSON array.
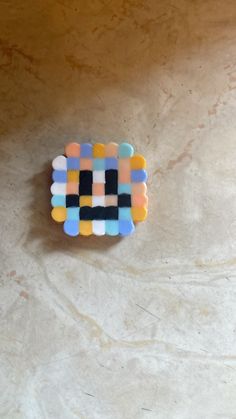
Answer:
[
  {"xmin": 51, "ymin": 194, "xmax": 148, "ymax": 208},
  {"xmin": 53, "ymin": 155, "xmax": 145, "ymax": 170},
  {"xmin": 51, "ymin": 169, "xmax": 147, "ymax": 186},
  {"xmin": 63, "ymin": 219, "xmax": 135, "ymax": 236},
  {"xmin": 51, "ymin": 206, "xmax": 147, "ymax": 223},
  {"xmin": 64, "ymin": 142, "xmax": 137, "ymax": 158},
  {"xmin": 51, "ymin": 182, "xmax": 147, "ymax": 197}
]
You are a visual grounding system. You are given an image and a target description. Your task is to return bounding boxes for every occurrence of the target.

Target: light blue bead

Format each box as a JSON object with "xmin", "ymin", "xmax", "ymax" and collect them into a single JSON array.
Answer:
[
  {"xmin": 105, "ymin": 221, "xmax": 119, "ymax": 236},
  {"xmin": 118, "ymin": 183, "xmax": 131, "ymax": 194},
  {"xmin": 64, "ymin": 220, "xmax": 79, "ymax": 236},
  {"xmin": 105, "ymin": 158, "xmax": 118, "ymax": 170},
  {"xmin": 93, "ymin": 158, "xmax": 105, "ymax": 170},
  {"xmin": 131, "ymin": 169, "xmax": 147, "ymax": 183},
  {"xmin": 118, "ymin": 142, "xmax": 134, "ymax": 157},
  {"xmin": 67, "ymin": 208, "xmax": 80, "ymax": 221},
  {"xmin": 119, "ymin": 220, "xmax": 135, "ymax": 236},
  {"xmin": 52, "ymin": 170, "xmax": 67, "ymax": 183},
  {"xmin": 67, "ymin": 157, "xmax": 80, "ymax": 170},
  {"xmin": 80, "ymin": 143, "xmax": 92, "ymax": 157},
  {"xmin": 118, "ymin": 208, "xmax": 132, "ymax": 220},
  {"xmin": 51, "ymin": 195, "xmax": 66, "ymax": 207}
]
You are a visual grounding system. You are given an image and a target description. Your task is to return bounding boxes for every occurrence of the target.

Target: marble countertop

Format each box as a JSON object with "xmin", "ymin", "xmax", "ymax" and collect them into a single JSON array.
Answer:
[{"xmin": 1, "ymin": 1, "xmax": 236, "ymax": 418}]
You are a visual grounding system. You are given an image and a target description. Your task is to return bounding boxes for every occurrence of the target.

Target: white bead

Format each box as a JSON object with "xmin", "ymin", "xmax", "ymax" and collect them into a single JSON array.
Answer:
[
  {"xmin": 52, "ymin": 155, "xmax": 67, "ymax": 170},
  {"xmin": 92, "ymin": 221, "xmax": 105, "ymax": 236},
  {"xmin": 50, "ymin": 182, "xmax": 66, "ymax": 195},
  {"xmin": 93, "ymin": 170, "xmax": 105, "ymax": 183},
  {"xmin": 92, "ymin": 196, "xmax": 105, "ymax": 207}
]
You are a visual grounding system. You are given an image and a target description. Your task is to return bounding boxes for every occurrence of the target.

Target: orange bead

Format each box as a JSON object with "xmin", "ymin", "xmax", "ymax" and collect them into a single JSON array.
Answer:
[
  {"xmin": 65, "ymin": 142, "xmax": 80, "ymax": 157},
  {"xmin": 51, "ymin": 207, "xmax": 67, "ymax": 222},
  {"xmin": 67, "ymin": 170, "xmax": 79, "ymax": 182},
  {"xmin": 80, "ymin": 221, "xmax": 92, "ymax": 236},
  {"xmin": 80, "ymin": 196, "xmax": 92, "ymax": 207},
  {"xmin": 93, "ymin": 143, "xmax": 105, "ymax": 158},
  {"xmin": 130, "ymin": 154, "xmax": 146, "ymax": 169},
  {"xmin": 131, "ymin": 207, "xmax": 147, "ymax": 222}
]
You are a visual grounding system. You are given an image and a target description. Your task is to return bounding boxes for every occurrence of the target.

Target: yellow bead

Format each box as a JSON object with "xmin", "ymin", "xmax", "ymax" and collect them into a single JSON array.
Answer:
[
  {"xmin": 67, "ymin": 170, "xmax": 79, "ymax": 182},
  {"xmin": 130, "ymin": 154, "xmax": 146, "ymax": 169},
  {"xmin": 93, "ymin": 143, "xmax": 105, "ymax": 158},
  {"xmin": 51, "ymin": 207, "xmax": 67, "ymax": 222},
  {"xmin": 80, "ymin": 196, "xmax": 92, "ymax": 207},
  {"xmin": 80, "ymin": 221, "xmax": 92, "ymax": 236},
  {"xmin": 131, "ymin": 207, "xmax": 147, "ymax": 222}
]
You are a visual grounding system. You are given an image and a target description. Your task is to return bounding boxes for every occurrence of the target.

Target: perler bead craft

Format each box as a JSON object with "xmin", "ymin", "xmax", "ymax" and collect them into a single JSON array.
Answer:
[{"xmin": 51, "ymin": 142, "xmax": 148, "ymax": 236}]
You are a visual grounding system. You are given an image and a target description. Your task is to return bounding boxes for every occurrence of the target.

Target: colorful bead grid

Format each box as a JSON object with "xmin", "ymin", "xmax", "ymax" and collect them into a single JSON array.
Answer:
[{"xmin": 51, "ymin": 142, "xmax": 148, "ymax": 236}]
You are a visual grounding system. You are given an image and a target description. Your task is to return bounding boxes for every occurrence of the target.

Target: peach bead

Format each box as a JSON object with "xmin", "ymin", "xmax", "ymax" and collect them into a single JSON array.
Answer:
[
  {"xmin": 132, "ymin": 183, "xmax": 147, "ymax": 195},
  {"xmin": 132, "ymin": 194, "xmax": 148, "ymax": 207},
  {"xmin": 119, "ymin": 169, "xmax": 130, "ymax": 183},
  {"xmin": 65, "ymin": 142, "xmax": 80, "ymax": 157},
  {"xmin": 118, "ymin": 158, "xmax": 130, "ymax": 183},
  {"xmin": 105, "ymin": 195, "xmax": 118, "ymax": 206},
  {"xmin": 66, "ymin": 182, "xmax": 79, "ymax": 194},
  {"xmin": 80, "ymin": 158, "xmax": 92, "ymax": 170},
  {"xmin": 92, "ymin": 183, "xmax": 105, "ymax": 196},
  {"xmin": 105, "ymin": 142, "xmax": 118, "ymax": 157},
  {"xmin": 119, "ymin": 158, "xmax": 130, "ymax": 171}
]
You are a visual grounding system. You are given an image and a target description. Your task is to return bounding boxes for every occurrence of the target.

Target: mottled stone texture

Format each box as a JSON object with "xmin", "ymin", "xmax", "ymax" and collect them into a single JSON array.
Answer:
[{"xmin": 1, "ymin": 1, "xmax": 236, "ymax": 418}]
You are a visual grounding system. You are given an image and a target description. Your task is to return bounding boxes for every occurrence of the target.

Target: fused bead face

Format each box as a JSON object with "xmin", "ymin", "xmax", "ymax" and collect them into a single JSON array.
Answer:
[{"xmin": 51, "ymin": 142, "xmax": 148, "ymax": 236}]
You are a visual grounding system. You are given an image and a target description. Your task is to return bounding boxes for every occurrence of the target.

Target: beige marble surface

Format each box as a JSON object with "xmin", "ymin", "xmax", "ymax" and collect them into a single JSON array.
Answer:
[{"xmin": 1, "ymin": 1, "xmax": 236, "ymax": 418}]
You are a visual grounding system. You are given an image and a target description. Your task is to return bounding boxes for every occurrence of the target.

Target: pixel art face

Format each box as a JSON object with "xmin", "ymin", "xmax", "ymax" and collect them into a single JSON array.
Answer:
[{"xmin": 51, "ymin": 142, "xmax": 148, "ymax": 236}]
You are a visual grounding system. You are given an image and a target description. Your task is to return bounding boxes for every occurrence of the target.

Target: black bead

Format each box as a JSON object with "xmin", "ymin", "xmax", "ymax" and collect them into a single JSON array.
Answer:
[
  {"xmin": 80, "ymin": 206, "xmax": 93, "ymax": 220},
  {"xmin": 105, "ymin": 170, "xmax": 118, "ymax": 195},
  {"xmin": 79, "ymin": 171, "xmax": 92, "ymax": 195},
  {"xmin": 92, "ymin": 206, "xmax": 106, "ymax": 220},
  {"xmin": 66, "ymin": 195, "xmax": 80, "ymax": 207},
  {"xmin": 118, "ymin": 194, "xmax": 131, "ymax": 207},
  {"xmin": 105, "ymin": 206, "xmax": 118, "ymax": 220}
]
